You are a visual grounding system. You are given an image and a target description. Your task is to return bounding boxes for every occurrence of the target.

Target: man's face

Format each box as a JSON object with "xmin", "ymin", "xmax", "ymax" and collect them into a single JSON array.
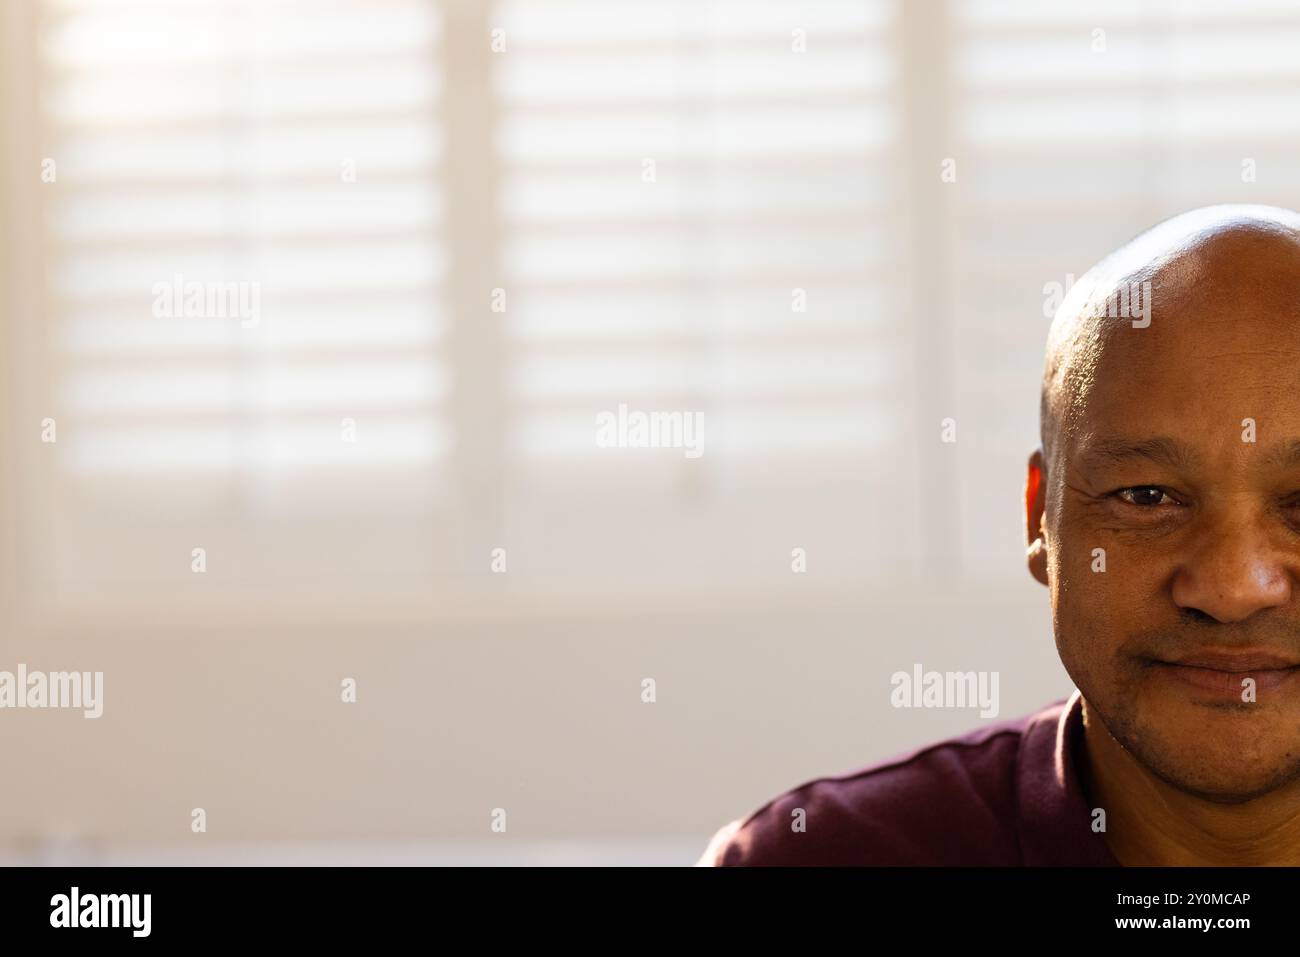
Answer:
[{"xmin": 1036, "ymin": 237, "xmax": 1300, "ymax": 803}]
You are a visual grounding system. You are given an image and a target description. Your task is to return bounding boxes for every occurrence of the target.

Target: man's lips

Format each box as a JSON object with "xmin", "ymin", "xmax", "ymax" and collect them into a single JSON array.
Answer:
[
  {"xmin": 1165, "ymin": 650, "xmax": 1300, "ymax": 671},
  {"xmin": 1148, "ymin": 649, "xmax": 1300, "ymax": 697}
]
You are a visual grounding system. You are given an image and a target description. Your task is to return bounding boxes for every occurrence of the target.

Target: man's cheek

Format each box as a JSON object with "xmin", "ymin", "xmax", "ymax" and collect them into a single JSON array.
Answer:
[
  {"xmin": 1049, "ymin": 527, "xmax": 1113, "ymax": 597},
  {"xmin": 1051, "ymin": 576, "xmax": 1133, "ymax": 684}
]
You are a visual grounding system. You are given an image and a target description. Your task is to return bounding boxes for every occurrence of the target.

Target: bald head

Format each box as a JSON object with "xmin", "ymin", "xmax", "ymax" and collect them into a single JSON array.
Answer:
[{"xmin": 1041, "ymin": 204, "xmax": 1300, "ymax": 466}]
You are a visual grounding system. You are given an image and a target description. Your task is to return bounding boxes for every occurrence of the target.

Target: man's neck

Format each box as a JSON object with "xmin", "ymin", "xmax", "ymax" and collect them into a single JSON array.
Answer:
[{"xmin": 1081, "ymin": 698, "xmax": 1300, "ymax": 865}]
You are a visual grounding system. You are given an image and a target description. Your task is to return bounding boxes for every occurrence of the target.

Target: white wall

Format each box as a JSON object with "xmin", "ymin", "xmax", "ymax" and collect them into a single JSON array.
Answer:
[{"xmin": 0, "ymin": 584, "xmax": 1067, "ymax": 863}]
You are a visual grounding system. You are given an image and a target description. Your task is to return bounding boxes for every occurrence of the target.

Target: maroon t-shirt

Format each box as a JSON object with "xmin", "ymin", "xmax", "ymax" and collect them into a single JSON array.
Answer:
[{"xmin": 699, "ymin": 690, "xmax": 1119, "ymax": 866}]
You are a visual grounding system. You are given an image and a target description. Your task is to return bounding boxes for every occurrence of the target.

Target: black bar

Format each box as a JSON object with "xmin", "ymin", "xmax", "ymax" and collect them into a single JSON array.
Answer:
[{"xmin": 0, "ymin": 866, "xmax": 1282, "ymax": 943}]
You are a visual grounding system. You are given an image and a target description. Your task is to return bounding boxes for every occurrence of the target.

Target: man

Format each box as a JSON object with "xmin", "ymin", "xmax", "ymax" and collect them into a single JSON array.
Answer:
[{"xmin": 700, "ymin": 204, "xmax": 1300, "ymax": 866}]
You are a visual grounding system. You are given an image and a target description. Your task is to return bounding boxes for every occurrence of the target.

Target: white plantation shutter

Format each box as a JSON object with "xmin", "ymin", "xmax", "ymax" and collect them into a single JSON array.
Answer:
[
  {"xmin": 6, "ymin": 0, "xmax": 1178, "ymax": 618},
  {"xmin": 5, "ymin": 0, "xmax": 949, "ymax": 615},
  {"xmin": 27, "ymin": 0, "xmax": 454, "ymax": 601},
  {"xmin": 950, "ymin": 0, "xmax": 1300, "ymax": 577},
  {"xmin": 493, "ymin": 0, "xmax": 928, "ymax": 591}
]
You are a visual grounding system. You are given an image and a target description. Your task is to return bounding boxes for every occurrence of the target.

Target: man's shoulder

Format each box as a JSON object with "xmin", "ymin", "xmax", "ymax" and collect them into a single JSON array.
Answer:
[{"xmin": 699, "ymin": 704, "xmax": 1064, "ymax": 866}]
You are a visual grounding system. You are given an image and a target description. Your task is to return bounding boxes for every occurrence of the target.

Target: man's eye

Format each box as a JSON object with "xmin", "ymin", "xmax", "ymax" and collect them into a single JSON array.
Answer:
[{"xmin": 1116, "ymin": 486, "xmax": 1176, "ymax": 507}]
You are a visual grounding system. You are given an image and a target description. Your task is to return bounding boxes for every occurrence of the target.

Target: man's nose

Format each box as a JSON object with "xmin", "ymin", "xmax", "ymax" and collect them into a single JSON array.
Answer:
[{"xmin": 1170, "ymin": 514, "xmax": 1293, "ymax": 624}]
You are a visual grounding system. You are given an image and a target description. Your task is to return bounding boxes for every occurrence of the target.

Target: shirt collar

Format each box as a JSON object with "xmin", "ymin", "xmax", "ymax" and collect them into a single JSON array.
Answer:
[{"xmin": 1016, "ymin": 689, "xmax": 1120, "ymax": 865}]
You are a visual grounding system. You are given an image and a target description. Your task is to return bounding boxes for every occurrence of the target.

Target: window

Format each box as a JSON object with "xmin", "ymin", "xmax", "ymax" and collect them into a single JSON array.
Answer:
[
  {"xmin": 491, "ymin": 0, "xmax": 919, "ymax": 593},
  {"xmin": 12, "ymin": 0, "xmax": 454, "ymax": 613},
  {"xmin": 5, "ymin": 0, "xmax": 930, "ymax": 632},
  {"xmin": 12, "ymin": 0, "xmax": 1291, "ymax": 631}
]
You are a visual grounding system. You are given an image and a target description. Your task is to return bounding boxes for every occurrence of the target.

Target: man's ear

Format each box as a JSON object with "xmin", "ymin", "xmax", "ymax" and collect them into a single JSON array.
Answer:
[{"xmin": 1025, "ymin": 449, "xmax": 1049, "ymax": 586}]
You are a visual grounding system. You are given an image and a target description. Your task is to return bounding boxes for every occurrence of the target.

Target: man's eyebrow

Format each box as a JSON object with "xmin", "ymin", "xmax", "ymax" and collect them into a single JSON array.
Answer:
[
  {"xmin": 1261, "ymin": 439, "xmax": 1300, "ymax": 470},
  {"xmin": 1075, "ymin": 436, "xmax": 1200, "ymax": 471}
]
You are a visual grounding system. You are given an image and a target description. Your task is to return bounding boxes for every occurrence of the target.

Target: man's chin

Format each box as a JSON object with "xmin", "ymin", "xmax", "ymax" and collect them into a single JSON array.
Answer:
[
  {"xmin": 1143, "ymin": 757, "xmax": 1299, "ymax": 804},
  {"xmin": 1117, "ymin": 700, "xmax": 1300, "ymax": 803}
]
